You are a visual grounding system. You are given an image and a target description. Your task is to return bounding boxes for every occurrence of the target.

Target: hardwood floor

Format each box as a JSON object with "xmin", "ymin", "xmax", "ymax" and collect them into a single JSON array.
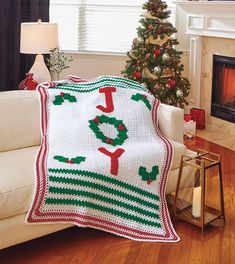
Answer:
[{"xmin": 0, "ymin": 136, "xmax": 234, "ymax": 264}]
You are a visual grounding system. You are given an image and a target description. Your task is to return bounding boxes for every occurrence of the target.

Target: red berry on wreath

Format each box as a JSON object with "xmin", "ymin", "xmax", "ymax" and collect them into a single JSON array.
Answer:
[
  {"xmin": 118, "ymin": 124, "xmax": 125, "ymax": 131},
  {"xmin": 154, "ymin": 48, "xmax": 161, "ymax": 57},
  {"xmin": 167, "ymin": 79, "xmax": 176, "ymax": 88},
  {"xmin": 60, "ymin": 92, "xmax": 64, "ymax": 97},
  {"xmin": 93, "ymin": 117, "xmax": 100, "ymax": 124},
  {"xmin": 134, "ymin": 71, "xmax": 142, "ymax": 80}
]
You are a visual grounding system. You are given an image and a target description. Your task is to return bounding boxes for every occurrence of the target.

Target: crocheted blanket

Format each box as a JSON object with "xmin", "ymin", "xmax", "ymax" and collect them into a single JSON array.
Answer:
[{"xmin": 26, "ymin": 75, "xmax": 179, "ymax": 242}]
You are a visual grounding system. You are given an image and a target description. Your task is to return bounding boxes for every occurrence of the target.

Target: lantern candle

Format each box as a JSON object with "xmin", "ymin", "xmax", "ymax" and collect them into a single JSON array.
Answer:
[{"xmin": 192, "ymin": 186, "xmax": 201, "ymax": 218}]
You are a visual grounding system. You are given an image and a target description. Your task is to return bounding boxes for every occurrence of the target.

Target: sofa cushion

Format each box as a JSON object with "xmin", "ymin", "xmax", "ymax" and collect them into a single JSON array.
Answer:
[
  {"xmin": 0, "ymin": 146, "xmax": 39, "ymax": 220},
  {"xmin": 0, "ymin": 91, "xmax": 41, "ymax": 152}
]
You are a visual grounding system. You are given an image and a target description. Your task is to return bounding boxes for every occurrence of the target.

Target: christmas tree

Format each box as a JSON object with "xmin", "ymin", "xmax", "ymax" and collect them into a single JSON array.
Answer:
[{"xmin": 122, "ymin": 0, "xmax": 190, "ymax": 108}]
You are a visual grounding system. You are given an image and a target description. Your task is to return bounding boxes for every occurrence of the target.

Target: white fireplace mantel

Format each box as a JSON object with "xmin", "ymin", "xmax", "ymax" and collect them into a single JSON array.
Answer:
[
  {"xmin": 176, "ymin": 1, "xmax": 235, "ymax": 107},
  {"xmin": 176, "ymin": 1, "xmax": 235, "ymax": 39}
]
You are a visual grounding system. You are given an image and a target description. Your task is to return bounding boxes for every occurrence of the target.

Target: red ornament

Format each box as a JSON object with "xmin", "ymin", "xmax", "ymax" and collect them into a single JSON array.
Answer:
[
  {"xmin": 154, "ymin": 48, "xmax": 161, "ymax": 57},
  {"xmin": 167, "ymin": 79, "xmax": 176, "ymax": 88},
  {"xmin": 134, "ymin": 71, "xmax": 142, "ymax": 80}
]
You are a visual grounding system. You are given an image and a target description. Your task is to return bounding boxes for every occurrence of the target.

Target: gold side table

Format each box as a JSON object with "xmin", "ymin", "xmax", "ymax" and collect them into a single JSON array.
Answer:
[{"xmin": 173, "ymin": 149, "xmax": 225, "ymax": 234}]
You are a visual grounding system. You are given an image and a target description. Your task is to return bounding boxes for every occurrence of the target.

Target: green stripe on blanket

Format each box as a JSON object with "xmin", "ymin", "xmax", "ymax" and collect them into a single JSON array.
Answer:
[
  {"xmin": 48, "ymin": 176, "xmax": 159, "ymax": 210},
  {"xmin": 48, "ymin": 169, "xmax": 160, "ymax": 201}
]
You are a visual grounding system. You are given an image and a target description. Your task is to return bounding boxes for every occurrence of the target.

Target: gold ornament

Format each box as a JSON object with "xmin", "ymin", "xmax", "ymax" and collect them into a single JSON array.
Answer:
[
  {"xmin": 145, "ymin": 35, "xmax": 170, "ymax": 46},
  {"xmin": 143, "ymin": 67, "xmax": 158, "ymax": 80},
  {"xmin": 129, "ymin": 53, "xmax": 139, "ymax": 60},
  {"xmin": 141, "ymin": 12, "xmax": 167, "ymax": 23},
  {"xmin": 161, "ymin": 68, "xmax": 175, "ymax": 78}
]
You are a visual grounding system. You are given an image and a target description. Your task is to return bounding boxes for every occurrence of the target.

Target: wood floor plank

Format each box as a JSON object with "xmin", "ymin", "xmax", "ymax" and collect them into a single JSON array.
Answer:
[{"xmin": 0, "ymin": 136, "xmax": 234, "ymax": 264}]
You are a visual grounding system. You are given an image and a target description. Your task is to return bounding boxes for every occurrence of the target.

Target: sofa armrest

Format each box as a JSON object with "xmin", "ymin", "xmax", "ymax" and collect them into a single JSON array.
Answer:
[{"xmin": 158, "ymin": 103, "xmax": 184, "ymax": 144}]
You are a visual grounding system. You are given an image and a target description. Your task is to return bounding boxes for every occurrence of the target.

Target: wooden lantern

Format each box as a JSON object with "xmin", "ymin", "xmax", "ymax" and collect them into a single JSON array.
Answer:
[{"xmin": 173, "ymin": 150, "xmax": 225, "ymax": 233}]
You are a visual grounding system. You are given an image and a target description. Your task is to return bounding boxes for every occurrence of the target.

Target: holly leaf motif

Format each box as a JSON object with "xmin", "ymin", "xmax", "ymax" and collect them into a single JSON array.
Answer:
[
  {"xmin": 71, "ymin": 156, "xmax": 86, "ymax": 164},
  {"xmin": 54, "ymin": 155, "xmax": 86, "ymax": 165},
  {"xmin": 53, "ymin": 95, "xmax": 64, "ymax": 105},
  {"xmin": 54, "ymin": 155, "xmax": 68, "ymax": 162},
  {"xmin": 131, "ymin": 93, "xmax": 151, "ymax": 110},
  {"xmin": 64, "ymin": 93, "xmax": 77, "ymax": 102},
  {"xmin": 138, "ymin": 165, "xmax": 159, "ymax": 183}
]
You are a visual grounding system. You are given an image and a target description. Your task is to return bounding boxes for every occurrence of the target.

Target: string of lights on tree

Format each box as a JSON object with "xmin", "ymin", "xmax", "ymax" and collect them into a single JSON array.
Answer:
[{"xmin": 122, "ymin": 0, "xmax": 190, "ymax": 108}]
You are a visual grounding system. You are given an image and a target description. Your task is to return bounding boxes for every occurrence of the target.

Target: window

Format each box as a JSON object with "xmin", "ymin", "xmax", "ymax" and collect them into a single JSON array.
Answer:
[{"xmin": 50, "ymin": 0, "xmax": 175, "ymax": 54}]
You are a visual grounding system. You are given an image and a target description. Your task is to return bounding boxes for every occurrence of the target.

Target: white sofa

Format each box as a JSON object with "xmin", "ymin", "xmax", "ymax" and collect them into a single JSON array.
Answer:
[{"xmin": 0, "ymin": 90, "xmax": 195, "ymax": 249}]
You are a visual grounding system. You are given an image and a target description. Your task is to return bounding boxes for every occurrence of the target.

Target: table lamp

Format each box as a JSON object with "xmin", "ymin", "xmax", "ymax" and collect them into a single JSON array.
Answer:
[{"xmin": 20, "ymin": 19, "xmax": 58, "ymax": 83}]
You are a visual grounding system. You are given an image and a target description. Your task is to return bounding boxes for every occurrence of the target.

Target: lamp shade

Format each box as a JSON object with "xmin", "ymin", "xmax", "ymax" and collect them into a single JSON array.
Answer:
[{"xmin": 20, "ymin": 21, "xmax": 58, "ymax": 54}]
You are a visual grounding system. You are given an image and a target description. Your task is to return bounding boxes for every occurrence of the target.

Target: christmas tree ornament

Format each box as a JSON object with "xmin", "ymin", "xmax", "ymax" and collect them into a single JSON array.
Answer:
[
  {"xmin": 154, "ymin": 66, "xmax": 161, "ymax": 74},
  {"xmin": 147, "ymin": 35, "xmax": 170, "ymax": 46},
  {"xmin": 129, "ymin": 53, "xmax": 138, "ymax": 59},
  {"xmin": 145, "ymin": 53, "xmax": 151, "ymax": 59},
  {"xmin": 134, "ymin": 71, "xmax": 142, "ymax": 80},
  {"xmin": 143, "ymin": 67, "xmax": 158, "ymax": 80},
  {"xmin": 142, "ymin": 69, "xmax": 147, "ymax": 78},
  {"xmin": 154, "ymin": 48, "xmax": 161, "ymax": 57},
  {"xmin": 162, "ymin": 53, "xmax": 170, "ymax": 61},
  {"xmin": 162, "ymin": 68, "xmax": 174, "ymax": 78},
  {"xmin": 167, "ymin": 78, "xmax": 176, "ymax": 88},
  {"xmin": 176, "ymin": 89, "xmax": 184, "ymax": 98}
]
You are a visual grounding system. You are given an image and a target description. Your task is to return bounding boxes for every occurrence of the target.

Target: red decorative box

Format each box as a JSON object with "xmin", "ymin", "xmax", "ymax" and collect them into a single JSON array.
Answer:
[
  {"xmin": 190, "ymin": 108, "xmax": 205, "ymax": 129},
  {"xmin": 184, "ymin": 114, "xmax": 192, "ymax": 122}
]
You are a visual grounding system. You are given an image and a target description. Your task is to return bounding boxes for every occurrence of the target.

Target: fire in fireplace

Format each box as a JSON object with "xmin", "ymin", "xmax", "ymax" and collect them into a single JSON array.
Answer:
[{"xmin": 211, "ymin": 55, "xmax": 235, "ymax": 123}]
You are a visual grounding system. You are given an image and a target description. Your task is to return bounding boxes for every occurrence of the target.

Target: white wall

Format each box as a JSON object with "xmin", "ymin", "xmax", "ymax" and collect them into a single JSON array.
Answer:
[{"xmin": 60, "ymin": 53, "xmax": 128, "ymax": 79}]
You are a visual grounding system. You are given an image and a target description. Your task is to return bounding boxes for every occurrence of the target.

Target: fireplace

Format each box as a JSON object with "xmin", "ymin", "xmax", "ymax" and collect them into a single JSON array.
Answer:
[{"xmin": 211, "ymin": 55, "xmax": 235, "ymax": 123}]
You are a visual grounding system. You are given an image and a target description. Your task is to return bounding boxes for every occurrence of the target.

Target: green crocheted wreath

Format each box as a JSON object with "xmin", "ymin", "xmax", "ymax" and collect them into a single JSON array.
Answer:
[{"xmin": 88, "ymin": 115, "xmax": 128, "ymax": 146}]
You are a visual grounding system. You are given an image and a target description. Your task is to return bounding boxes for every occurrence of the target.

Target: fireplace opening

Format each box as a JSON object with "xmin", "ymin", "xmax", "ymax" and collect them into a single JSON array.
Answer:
[{"xmin": 211, "ymin": 55, "xmax": 235, "ymax": 123}]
